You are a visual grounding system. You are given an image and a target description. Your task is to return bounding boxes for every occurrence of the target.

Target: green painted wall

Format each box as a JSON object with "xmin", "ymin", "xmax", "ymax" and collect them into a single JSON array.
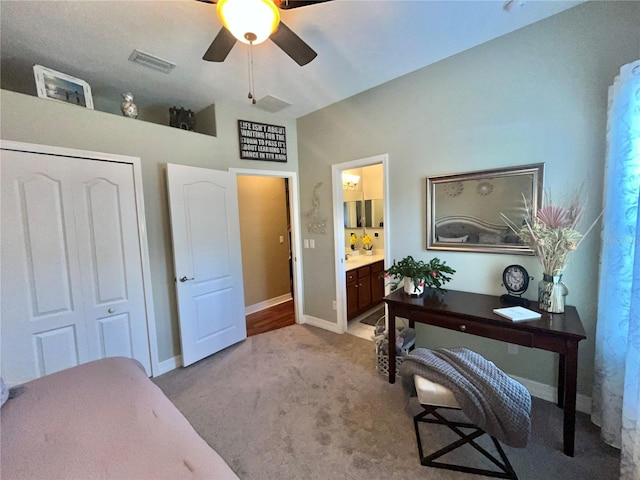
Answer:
[
  {"xmin": 296, "ymin": 1, "xmax": 640, "ymax": 397},
  {"xmin": 0, "ymin": 90, "xmax": 298, "ymax": 364}
]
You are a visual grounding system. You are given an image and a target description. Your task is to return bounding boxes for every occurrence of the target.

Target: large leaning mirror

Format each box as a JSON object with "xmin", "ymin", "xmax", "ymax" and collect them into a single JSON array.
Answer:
[{"xmin": 426, "ymin": 163, "xmax": 544, "ymax": 254}]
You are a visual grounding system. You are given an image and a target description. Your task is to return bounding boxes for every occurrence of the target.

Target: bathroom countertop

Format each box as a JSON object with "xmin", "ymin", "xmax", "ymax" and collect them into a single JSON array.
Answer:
[{"xmin": 345, "ymin": 252, "xmax": 385, "ymax": 271}]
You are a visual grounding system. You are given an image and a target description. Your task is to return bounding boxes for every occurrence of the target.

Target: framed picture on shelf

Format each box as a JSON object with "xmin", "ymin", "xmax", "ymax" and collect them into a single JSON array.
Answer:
[{"xmin": 33, "ymin": 65, "xmax": 94, "ymax": 109}]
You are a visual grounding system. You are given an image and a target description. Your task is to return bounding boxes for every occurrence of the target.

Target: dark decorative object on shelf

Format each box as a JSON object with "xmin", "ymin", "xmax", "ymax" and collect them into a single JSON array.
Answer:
[{"xmin": 169, "ymin": 107, "xmax": 196, "ymax": 131}]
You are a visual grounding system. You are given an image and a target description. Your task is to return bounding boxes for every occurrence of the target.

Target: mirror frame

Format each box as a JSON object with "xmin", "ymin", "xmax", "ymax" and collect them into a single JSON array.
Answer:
[{"xmin": 426, "ymin": 163, "xmax": 544, "ymax": 255}]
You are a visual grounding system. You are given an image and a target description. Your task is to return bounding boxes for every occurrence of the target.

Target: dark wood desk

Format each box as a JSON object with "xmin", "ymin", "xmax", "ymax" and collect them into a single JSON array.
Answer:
[{"xmin": 384, "ymin": 288, "xmax": 586, "ymax": 457}]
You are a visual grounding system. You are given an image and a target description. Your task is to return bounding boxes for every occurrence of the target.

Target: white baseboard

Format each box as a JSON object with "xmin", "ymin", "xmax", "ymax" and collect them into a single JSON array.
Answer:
[
  {"xmin": 154, "ymin": 355, "xmax": 182, "ymax": 376},
  {"xmin": 302, "ymin": 315, "xmax": 344, "ymax": 333},
  {"xmin": 245, "ymin": 293, "xmax": 293, "ymax": 315},
  {"xmin": 510, "ymin": 374, "xmax": 592, "ymax": 414}
]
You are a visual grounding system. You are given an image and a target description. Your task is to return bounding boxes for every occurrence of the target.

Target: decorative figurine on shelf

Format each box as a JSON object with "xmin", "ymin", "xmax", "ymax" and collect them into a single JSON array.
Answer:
[
  {"xmin": 169, "ymin": 106, "xmax": 196, "ymax": 131},
  {"xmin": 120, "ymin": 93, "xmax": 138, "ymax": 118}
]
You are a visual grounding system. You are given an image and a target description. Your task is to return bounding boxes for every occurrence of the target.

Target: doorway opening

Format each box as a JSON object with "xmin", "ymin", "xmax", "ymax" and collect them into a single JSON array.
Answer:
[
  {"xmin": 231, "ymin": 168, "xmax": 303, "ymax": 335},
  {"xmin": 331, "ymin": 154, "xmax": 390, "ymax": 336}
]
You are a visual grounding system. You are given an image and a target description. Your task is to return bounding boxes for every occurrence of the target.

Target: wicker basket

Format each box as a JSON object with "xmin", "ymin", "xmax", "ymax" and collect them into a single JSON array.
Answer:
[
  {"xmin": 376, "ymin": 347, "xmax": 409, "ymax": 375},
  {"xmin": 374, "ymin": 316, "xmax": 415, "ymax": 376}
]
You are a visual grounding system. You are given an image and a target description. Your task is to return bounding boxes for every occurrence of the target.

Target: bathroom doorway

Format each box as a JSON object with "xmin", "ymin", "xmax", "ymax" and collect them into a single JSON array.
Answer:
[{"xmin": 331, "ymin": 154, "xmax": 390, "ymax": 336}]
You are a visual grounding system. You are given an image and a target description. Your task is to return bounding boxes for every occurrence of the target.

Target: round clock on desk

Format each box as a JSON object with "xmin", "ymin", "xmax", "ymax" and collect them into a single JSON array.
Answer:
[{"xmin": 501, "ymin": 264, "xmax": 531, "ymax": 307}]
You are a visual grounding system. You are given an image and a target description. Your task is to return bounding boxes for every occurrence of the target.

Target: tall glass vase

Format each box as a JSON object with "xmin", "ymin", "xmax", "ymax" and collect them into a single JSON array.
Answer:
[{"xmin": 538, "ymin": 273, "xmax": 568, "ymax": 313}]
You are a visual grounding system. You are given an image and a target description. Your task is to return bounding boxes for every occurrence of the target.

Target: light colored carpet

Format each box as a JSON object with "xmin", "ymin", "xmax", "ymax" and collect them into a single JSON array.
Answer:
[{"xmin": 153, "ymin": 324, "xmax": 619, "ymax": 480}]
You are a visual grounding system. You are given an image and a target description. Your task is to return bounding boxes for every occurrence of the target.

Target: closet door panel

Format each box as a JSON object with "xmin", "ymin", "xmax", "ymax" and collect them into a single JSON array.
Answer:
[
  {"xmin": 97, "ymin": 313, "xmax": 133, "ymax": 358},
  {"xmin": 21, "ymin": 173, "xmax": 74, "ymax": 316},
  {"xmin": 33, "ymin": 326, "xmax": 80, "ymax": 376},
  {"xmin": 72, "ymin": 160, "xmax": 151, "ymax": 373},
  {"xmin": 1, "ymin": 151, "xmax": 90, "ymax": 383},
  {"xmin": 84, "ymin": 178, "xmax": 127, "ymax": 304},
  {"xmin": 1, "ymin": 148, "xmax": 152, "ymax": 384}
]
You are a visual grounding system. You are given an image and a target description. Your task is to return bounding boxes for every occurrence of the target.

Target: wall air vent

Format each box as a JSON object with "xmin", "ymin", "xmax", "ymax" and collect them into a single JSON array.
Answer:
[{"xmin": 128, "ymin": 49, "xmax": 176, "ymax": 74}]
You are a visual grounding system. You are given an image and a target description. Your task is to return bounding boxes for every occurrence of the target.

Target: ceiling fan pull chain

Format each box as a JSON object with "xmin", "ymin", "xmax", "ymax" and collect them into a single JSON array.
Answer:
[
  {"xmin": 247, "ymin": 45, "xmax": 252, "ymax": 100},
  {"xmin": 247, "ymin": 42, "xmax": 257, "ymax": 104}
]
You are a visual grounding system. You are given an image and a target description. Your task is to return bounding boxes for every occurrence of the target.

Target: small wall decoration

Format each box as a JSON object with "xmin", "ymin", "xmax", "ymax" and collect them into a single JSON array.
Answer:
[
  {"xmin": 170, "ymin": 107, "xmax": 196, "ymax": 131},
  {"xmin": 33, "ymin": 65, "xmax": 94, "ymax": 109},
  {"xmin": 305, "ymin": 182, "xmax": 327, "ymax": 234},
  {"xmin": 238, "ymin": 120, "xmax": 287, "ymax": 162}
]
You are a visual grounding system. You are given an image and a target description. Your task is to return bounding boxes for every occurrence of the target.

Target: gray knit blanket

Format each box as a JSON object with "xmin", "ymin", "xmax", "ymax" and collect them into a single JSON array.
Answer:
[{"xmin": 398, "ymin": 347, "xmax": 531, "ymax": 448}]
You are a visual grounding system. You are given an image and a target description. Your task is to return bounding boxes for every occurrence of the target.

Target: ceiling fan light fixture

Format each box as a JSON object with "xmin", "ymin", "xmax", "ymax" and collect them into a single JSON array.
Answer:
[{"xmin": 217, "ymin": 0, "xmax": 280, "ymax": 45}]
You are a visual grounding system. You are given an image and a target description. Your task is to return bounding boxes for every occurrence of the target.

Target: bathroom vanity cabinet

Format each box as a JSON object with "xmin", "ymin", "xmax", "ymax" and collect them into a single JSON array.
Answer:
[{"xmin": 346, "ymin": 260, "xmax": 384, "ymax": 320}]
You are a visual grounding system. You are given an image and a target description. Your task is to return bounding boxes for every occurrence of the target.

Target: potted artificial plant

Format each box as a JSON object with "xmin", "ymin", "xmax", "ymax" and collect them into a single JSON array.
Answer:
[{"xmin": 381, "ymin": 255, "xmax": 455, "ymax": 296}]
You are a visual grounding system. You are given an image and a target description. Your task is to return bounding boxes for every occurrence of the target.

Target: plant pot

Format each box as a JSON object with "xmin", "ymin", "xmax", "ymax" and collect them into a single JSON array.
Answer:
[
  {"xmin": 365, "ymin": 250, "xmax": 373, "ymax": 256},
  {"xmin": 403, "ymin": 277, "xmax": 424, "ymax": 296}
]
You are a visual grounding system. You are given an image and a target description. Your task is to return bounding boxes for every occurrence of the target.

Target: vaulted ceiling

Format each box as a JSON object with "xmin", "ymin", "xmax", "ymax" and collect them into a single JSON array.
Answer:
[{"xmin": 0, "ymin": 0, "xmax": 582, "ymax": 118}]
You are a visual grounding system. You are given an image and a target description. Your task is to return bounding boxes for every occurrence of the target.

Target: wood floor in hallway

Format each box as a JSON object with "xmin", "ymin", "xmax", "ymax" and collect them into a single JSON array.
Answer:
[{"xmin": 246, "ymin": 300, "xmax": 295, "ymax": 337}]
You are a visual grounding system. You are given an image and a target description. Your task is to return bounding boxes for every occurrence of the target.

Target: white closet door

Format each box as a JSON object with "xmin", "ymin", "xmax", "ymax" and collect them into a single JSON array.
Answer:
[
  {"xmin": 1, "ymin": 150, "xmax": 151, "ymax": 384},
  {"xmin": 71, "ymin": 159, "xmax": 151, "ymax": 373}
]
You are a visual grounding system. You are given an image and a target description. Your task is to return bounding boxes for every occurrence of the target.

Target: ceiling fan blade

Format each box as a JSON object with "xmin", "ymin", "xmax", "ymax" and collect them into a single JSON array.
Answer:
[
  {"xmin": 270, "ymin": 21, "xmax": 317, "ymax": 66},
  {"xmin": 203, "ymin": 27, "xmax": 237, "ymax": 62},
  {"xmin": 276, "ymin": 0, "xmax": 332, "ymax": 9}
]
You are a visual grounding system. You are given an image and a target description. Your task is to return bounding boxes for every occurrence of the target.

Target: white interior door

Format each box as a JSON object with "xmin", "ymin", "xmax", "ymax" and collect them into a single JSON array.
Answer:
[
  {"xmin": 166, "ymin": 163, "xmax": 247, "ymax": 367},
  {"xmin": 1, "ymin": 149, "xmax": 151, "ymax": 383}
]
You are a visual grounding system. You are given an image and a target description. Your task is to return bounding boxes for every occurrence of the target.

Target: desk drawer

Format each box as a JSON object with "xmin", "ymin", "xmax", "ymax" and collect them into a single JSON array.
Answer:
[{"xmin": 426, "ymin": 314, "xmax": 535, "ymax": 347}]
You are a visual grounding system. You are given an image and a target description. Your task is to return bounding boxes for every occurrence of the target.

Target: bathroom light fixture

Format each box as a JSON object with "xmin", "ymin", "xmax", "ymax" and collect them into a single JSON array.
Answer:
[
  {"xmin": 342, "ymin": 174, "xmax": 360, "ymax": 190},
  {"xmin": 217, "ymin": 0, "xmax": 280, "ymax": 45}
]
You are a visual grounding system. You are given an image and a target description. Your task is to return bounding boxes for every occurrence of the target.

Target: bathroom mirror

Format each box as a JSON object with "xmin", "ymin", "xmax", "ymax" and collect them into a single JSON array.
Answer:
[
  {"xmin": 426, "ymin": 163, "xmax": 544, "ymax": 254},
  {"xmin": 344, "ymin": 200, "xmax": 363, "ymax": 228},
  {"xmin": 365, "ymin": 199, "xmax": 384, "ymax": 228}
]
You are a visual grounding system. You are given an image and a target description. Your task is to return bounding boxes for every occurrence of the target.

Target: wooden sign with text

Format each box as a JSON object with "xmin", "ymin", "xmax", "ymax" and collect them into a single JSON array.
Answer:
[{"xmin": 238, "ymin": 120, "xmax": 287, "ymax": 162}]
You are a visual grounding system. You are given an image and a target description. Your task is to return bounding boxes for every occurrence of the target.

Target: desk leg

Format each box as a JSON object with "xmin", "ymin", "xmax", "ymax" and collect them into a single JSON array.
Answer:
[
  {"xmin": 388, "ymin": 307, "xmax": 396, "ymax": 384},
  {"xmin": 557, "ymin": 353, "xmax": 566, "ymax": 408},
  {"xmin": 563, "ymin": 342, "xmax": 578, "ymax": 457}
]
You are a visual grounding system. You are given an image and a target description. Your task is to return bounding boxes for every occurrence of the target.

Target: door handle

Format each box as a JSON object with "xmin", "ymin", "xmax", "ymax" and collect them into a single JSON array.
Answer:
[{"xmin": 179, "ymin": 276, "xmax": 194, "ymax": 282}]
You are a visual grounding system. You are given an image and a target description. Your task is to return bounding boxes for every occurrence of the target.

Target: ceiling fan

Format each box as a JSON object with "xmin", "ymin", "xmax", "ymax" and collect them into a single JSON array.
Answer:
[{"xmin": 198, "ymin": 0, "xmax": 331, "ymax": 66}]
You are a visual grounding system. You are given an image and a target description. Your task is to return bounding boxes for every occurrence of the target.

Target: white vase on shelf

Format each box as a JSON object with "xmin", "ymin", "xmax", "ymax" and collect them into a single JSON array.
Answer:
[{"xmin": 120, "ymin": 93, "xmax": 138, "ymax": 119}]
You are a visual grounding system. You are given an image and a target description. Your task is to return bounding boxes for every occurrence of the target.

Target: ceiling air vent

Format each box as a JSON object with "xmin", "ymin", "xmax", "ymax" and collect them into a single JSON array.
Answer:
[
  {"xmin": 254, "ymin": 95, "xmax": 291, "ymax": 113},
  {"xmin": 128, "ymin": 49, "xmax": 176, "ymax": 74}
]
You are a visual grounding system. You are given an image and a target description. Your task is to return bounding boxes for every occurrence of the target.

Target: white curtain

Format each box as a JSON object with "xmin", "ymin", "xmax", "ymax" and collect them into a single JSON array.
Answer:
[{"xmin": 592, "ymin": 59, "xmax": 640, "ymax": 480}]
